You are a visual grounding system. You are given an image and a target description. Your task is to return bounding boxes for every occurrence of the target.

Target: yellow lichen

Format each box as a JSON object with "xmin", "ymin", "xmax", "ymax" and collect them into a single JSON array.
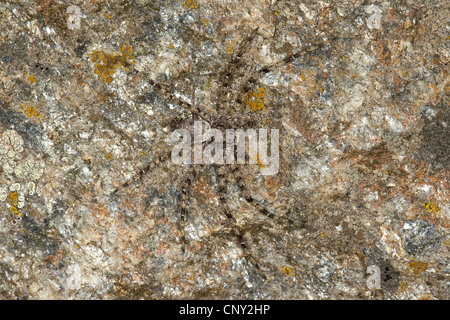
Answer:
[
  {"xmin": 408, "ymin": 260, "xmax": 428, "ymax": 275},
  {"xmin": 282, "ymin": 266, "xmax": 293, "ymax": 277},
  {"xmin": 399, "ymin": 281, "xmax": 408, "ymax": 292},
  {"xmin": 226, "ymin": 40, "xmax": 234, "ymax": 55},
  {"xmin": 183, "ymin": 0, "xmax": 198, "ymax": 9},
  {"xmin": 419, "ymin": 294, "xmax": 431, "ymax": 300},
  {"xmin": 249, "ymin": 153, "xmax": 265, "ymax": 169},
  {"xmin": 8, "ymin": 192, "xmax": 20, "ymax": 215},
  {"xmin": 10, "ymin": 206, "xmax": 19, "ymax": 214},
  {"xmin": 245, "ymin": 88, "xmax": 265, "ymax": 111},
  {"xmin": 28, "ymin": 74, "xmax": 37, "ymax": 84},
  {"xmin": 422, "ymin": 202, "xmax": 441, "ymax": 215},
  {"xmin": 139, "ymin": 150, "xmax": 148, "ymax": 157},
  {"xmin": 19, "ymin": 104, "xmax": 42, "ymax": 121},
  {"xmin": 89, "ymin": 43, "xmax": 134, "ymax": 84},
  {"xmin": 8, "ymin": 192, "xmax": 18, "ymax": 206}
]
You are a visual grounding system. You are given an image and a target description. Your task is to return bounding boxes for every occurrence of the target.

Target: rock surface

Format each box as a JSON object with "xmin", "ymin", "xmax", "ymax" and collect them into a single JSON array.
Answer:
[{"xmin": 0, "ymin": 0, "xmax": 448, "ymax": 299}]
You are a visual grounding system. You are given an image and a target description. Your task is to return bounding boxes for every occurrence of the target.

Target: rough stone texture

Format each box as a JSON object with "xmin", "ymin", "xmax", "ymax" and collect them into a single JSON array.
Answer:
[
  {"xmin": 0, "ymin": 0, "xmax": 448, "ymax": 300},
  {"xmin": 401, "ymin": 219, "xmax": 441, "ymax": 255}
]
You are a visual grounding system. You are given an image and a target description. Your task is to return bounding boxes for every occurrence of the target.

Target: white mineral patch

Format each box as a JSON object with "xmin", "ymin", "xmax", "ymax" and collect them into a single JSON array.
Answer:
[
  {"xmin": 0, "ymin": 187, "xmax": 7, "ymax": 201},
  {"xmin": 10, "ymin": 183, "xmax": 20, "ymax": 191},
  {"xmin": 299, "ymin": 3, "xmax": 315, "ymax": 20},
  {"xmin": 66, "ymin": 264, "xmax": 82, "ymax": 290},
  {"xmin": 340, "ymin": 85, "xmax": 366, "ymax": 119}
]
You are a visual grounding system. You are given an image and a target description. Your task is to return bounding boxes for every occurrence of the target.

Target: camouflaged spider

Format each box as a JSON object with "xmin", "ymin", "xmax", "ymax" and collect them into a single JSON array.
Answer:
[{"xmin": 111, "ymin": 29, "xmax": 331, "ymax": 280}]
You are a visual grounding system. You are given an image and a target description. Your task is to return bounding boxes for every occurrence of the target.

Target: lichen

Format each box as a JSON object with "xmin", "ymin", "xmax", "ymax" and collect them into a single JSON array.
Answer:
[
  {"xmin": 422, "ymin": 202, "xmax": 441, "ymax": 216},
  {"xmin": 19, "ymin": 104, "xmax": 42, "ymax": 121},
  {"xmin": 88, "ymin": 43, "xmax": 135, "ymax": 84},
  {"xmin": 282, "ymin": 266, "xmax": 294, "ymax": 277},
  {"xmin": 0, "ymin": 129, "xmax": 44, "ymax": 227},
  {"xmin": 408, "ymin": 260, "xmax": 428, "ymax": 275},
  {"xmin": 182, "ymin": 0, "xmax": 198, "ymax": 9},
  {"xmin": 28, "ymin": 74, "xmax": 37, "ymax": 84},
  {"xmin": 245, "ymin": 88, "xmax": 265, "ymax": 111},
  {"xmin": 226, "ymin": 40, "xmax": 234, "ymax": 55}
]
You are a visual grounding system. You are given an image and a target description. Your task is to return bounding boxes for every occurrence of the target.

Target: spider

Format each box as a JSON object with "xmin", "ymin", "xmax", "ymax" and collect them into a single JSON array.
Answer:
[{"xmin": 108, "ymin": 28, "xmax": 332, "ymax": 281}]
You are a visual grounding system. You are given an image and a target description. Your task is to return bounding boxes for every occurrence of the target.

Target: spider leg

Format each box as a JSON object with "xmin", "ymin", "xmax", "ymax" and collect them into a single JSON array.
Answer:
[
  {"xmin": 180, "ymin": 183, "xmax": 188, "ymax": 254},
  {"xmin": 230, "ymin": 167, "xmax": 304, "ymax": 231},
  {"xmin": 179, "ymin": 165, "xmax": 198, "ymax": 254},
  {"xmin": 214, "ymin": 164, "xmax": 267, "ymax": 280}
]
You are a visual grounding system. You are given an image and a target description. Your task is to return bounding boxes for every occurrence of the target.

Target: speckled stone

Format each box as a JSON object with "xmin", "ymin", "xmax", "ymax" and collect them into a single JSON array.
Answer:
[{"xmin": 0, "ymin": 0, "xmax": 448, "ymax": 300}]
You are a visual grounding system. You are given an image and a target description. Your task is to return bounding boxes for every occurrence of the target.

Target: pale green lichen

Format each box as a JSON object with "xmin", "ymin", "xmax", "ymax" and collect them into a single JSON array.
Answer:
[
  {"xmin": 14, "ymin": 157, "xmax": 44, "ymax": 181},
  {"xmin": 0, "ymin": 130, "xmax": 44, "ymax": 181},
  {"xmin": 0, "ymin": 187, "xmax": 7, "ymax": 202},
  {"xmin": 0, "ymin": 130, "xmax": 24, "ymax": 157},
  {"xmin": 0, "ymin": 130, "xmax": 45, "ymax": 224}
]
